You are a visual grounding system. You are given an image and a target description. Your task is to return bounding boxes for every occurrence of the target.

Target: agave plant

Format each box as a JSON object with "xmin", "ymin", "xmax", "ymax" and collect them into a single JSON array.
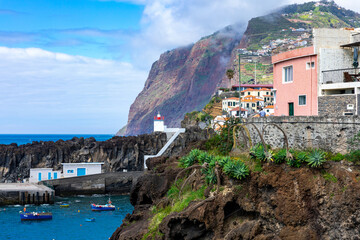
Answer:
[
  {"xmin": 273, "ymin": 149, "xmax": 287, "ymax": 164},
  {"xmin": 203, "ymin": 167, "xmax": 217, "ymax": 184},
  {"xmin": 286, "ymin": 157, "xmax": 301, "ymax": 168},
  {"xmin": 307, "ymin": 149, "xmax": 326, "ymax": 168},
  {"xmin": 223, "ymin": 160, "xmax": 236, "ymax": 176},
  {"xmin": 296, "ymin": 151, "xmax": 308, "ymax": 163},
  {"xmin": 218, "ymin": 156, "xmax": 231, "ymax": 167},
  {"xmin": 197, "ymin": 151, "xmax": 210, "ymax": 164},
  {"xmin": 179, "ymin": 154, "xmax": 197, "ymax": 168},
  {"xmin": 231, "ymin": 161, "xmax": 249, "ymax": 180},
  {"xmin": 188, "ymin": 149, "xmax": 202, "ymax": 160}
]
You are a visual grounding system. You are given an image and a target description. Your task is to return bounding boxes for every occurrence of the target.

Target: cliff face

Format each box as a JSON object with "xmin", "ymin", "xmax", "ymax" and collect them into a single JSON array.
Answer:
[
  {"xmin": 122, "ymin": 25, "xmax": 243, "ymax": 136},
  {"xmin": 0, "ymin": 134, "xmax": 167, "ymax": 182},
  {"xmin": 111, "ymin": 157, "xmax": 360, "ymax": 240}
]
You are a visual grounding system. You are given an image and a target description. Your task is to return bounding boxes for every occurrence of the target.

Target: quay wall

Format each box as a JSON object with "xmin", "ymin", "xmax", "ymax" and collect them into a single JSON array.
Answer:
[
  {"xmin": 0, "ymin": 183, "xmax": 54, "ymax": 206},
  {"xmin": 244, "ymin": 116, "xmax": 360, "ymax": 153},
  {"xmin": 42, "ymin": 171, "xmax": 144, "ymax": 196}
]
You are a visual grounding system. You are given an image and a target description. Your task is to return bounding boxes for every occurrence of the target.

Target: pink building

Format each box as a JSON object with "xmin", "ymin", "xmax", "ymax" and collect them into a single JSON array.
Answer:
[{"xmin": 272, "ymin": 46, "xmax": 318, "ymax": 116}]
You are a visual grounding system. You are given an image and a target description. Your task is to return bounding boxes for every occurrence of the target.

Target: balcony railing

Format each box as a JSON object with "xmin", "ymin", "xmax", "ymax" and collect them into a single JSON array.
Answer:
[{"xmin": 322, "ymin": 68, "xmax": 360, "ymax": 84}]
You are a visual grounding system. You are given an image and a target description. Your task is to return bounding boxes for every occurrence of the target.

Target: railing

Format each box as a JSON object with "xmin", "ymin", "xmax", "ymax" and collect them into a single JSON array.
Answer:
[{"xmin": 322, "ymin": 68, "xmax": 360, "ymax": 84}]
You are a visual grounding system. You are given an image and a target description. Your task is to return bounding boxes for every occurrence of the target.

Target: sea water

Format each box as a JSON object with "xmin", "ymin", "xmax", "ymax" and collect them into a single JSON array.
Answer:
[
  {"xmin": 0, "ymin": 195, "xmax": 133, "ymax": 240},
  {"xmin": 0, "ymin": 134, "xmax": 114, "ymax": 146}
]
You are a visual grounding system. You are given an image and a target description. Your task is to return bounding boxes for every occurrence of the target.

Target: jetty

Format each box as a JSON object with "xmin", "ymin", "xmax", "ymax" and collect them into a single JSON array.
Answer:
[{"xmin": 0, "ymin": 183, "xmax": 54, "ymax": 206}]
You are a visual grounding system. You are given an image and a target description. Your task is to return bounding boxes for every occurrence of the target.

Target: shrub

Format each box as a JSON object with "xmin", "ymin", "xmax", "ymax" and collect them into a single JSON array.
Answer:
[
  {"xmin": 230, "ymin": 161, "xmax": 249, "ymax": 180},
  {"xmin": 273, "ymin": 149, "xmax": 287, "ymax": 164},
  {"xmin": 295, "ymin": 151, "xmax": 308, "ymax": 162},
  {"xmin": 202, "ymin": 167, "xmax": 217, "ymax": 184},
  {"xmin": 345, "ymin": 150, "xmax": 360, "ymax": 164},
  {"xmin": 307, "ymin": 149, "xmax": 326, "ymax": 168},
  {"xmin": 250, "ymin": 143, "xmax": 266, "ymax": 161},
  {"xmin": 286, "ymin": 157, "xmax": 301, "ymax": 168}
]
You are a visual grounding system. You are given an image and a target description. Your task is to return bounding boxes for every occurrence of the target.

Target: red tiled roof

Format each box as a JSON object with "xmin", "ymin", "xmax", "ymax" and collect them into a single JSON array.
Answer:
[
  {"xmin": 229, "ymin": 107, "xmax": 248, "ymax": 112},
  {"xmin": 232, "ymin": 84, "xmax": 273, "ymax": 88},
  {"xmin": 223, "ymin": 97, "xmax": 239, "ymax": 101}
]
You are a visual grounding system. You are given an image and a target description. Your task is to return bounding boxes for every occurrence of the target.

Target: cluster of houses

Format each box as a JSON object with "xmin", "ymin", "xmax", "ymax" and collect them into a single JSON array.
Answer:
[{"xmin": 218, "ymin": 27, "xmax": 360, "ymax": 123}]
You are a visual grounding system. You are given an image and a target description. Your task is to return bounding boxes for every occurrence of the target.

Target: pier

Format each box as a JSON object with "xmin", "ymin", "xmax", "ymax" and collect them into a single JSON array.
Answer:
[{"xmin": 0, "ymin": 183, "xmax": 54, "ymax": 206}]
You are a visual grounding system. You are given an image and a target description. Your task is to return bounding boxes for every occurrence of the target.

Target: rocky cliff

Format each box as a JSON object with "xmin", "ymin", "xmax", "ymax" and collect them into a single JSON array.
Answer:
[
  {"xmin": 121, "ymin": 24, "xmax": 243, "ymax": 136},
  {"xmin": 0, "ymin": 127, "xmax": 211, "ymax": 183},
  {"xmin": 0, "ymin": 133, "xmax": 167, "ymax": 182},
  {"xmin": 111, "ymin": 154, "xmax": 360, "ymax": 240}
]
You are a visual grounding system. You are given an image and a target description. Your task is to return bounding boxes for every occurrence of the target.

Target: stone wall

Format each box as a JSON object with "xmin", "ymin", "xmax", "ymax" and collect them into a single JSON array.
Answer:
[
  {"xmin": 318, "ymin": 95, "xmax": 357, "ymax": 116},
  {"xmin": 243, "ymin": 116, "xmax": 360, "ymax": 153}
]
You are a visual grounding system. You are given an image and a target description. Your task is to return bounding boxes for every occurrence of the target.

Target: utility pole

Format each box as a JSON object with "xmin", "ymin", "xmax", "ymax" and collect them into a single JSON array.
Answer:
[
  {"xmin": 254, "ymin": 61, "xmax": 257, "ymax": 85},
  {"xmin": 238, "ymin": 53, "xmax": 242, "ymax": 121}
]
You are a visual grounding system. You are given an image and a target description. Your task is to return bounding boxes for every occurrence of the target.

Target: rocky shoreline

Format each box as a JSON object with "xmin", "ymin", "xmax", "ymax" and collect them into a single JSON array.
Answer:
[{"xmin": 110, "ymin": 147, "xmax": 360, "ymax": 239}]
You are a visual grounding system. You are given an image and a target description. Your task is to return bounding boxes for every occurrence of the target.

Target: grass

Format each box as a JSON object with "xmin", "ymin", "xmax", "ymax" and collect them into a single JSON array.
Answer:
[
  {"xmin": 322, "ymin": 171, "xmax": 338, "ymax": 183},
  {"xmin": 143, "ymin": 184, "xmax": 206, "ymax": 239}
]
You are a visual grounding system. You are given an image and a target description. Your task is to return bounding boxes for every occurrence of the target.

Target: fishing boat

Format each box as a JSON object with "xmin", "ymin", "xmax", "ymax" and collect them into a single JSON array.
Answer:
[
  {"xmin": 60, "ymin": 203, "xmax": 69, "ymax": 208},
  {"xmin": 20, "ymin": 211, "xmax": 52, "ymax": 221},
  {"xmin": 91, "ymin": 198, "xmax": 115, "ymax": 211},
  {"xmin": 85, "ymin": 218, "xmax": 96, "ymax": 222}
]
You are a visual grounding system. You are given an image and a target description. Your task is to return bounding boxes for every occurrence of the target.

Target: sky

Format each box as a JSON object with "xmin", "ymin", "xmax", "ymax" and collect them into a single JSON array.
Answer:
[{"xmin": 1, "ymin": 0, "xmax": 360, "ymax": 134}]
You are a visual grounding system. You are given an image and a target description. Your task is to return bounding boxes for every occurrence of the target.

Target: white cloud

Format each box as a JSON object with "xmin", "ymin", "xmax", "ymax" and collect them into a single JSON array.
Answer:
[{"xmin": 0, "ymin": 47, "xmax": 147, "ymax": 134}]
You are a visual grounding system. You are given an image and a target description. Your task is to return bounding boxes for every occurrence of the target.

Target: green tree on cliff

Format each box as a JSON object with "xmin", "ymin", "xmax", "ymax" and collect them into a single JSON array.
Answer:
[{"xmin": 226, "ymin": 69, "xmax": 234, "ymax": 82}]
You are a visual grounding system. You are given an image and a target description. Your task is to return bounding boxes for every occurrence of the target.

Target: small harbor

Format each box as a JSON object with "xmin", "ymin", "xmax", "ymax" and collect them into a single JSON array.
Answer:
[{"xmin": 0, "ymin": 195, "xmax": 133, "ymax": 240}]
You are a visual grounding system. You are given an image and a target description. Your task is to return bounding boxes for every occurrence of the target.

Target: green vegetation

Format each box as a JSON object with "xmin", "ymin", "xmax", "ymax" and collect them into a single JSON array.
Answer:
[
  {"xmin": 306, "ymin": 149, "xmax": 326, "ymax": 168},
  {"xmin": 179, "ymin": 149, "xmax": 249, "ymax": 182},
  {"xmin": 322, "ymin": 171, "xmax": 338, "ymax": 183},
  {"xmin": 185, "ymin": 111, "xmax": 212, "ymax": 123},
  {"xmin": 143, "ymin": 179, "xmax": 206, "ymax": 240}
]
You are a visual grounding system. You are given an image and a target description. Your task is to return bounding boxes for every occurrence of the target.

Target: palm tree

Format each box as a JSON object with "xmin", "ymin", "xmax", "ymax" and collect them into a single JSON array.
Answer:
[{"xmin": 226, "ymin": 69, "xmax": 234, "ymax": 82}]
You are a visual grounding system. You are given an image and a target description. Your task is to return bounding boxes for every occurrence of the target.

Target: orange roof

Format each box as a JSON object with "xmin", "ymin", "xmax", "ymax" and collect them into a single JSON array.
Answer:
[
  {"xmin": 263, "ymin": 95, "xmax": 273, "ymax": 97},
  {"xmin": 241, "ymin": 88, "xmax": 255, "ymax": 92},
  {"xmin": 265, "ymin": 105, "xmax": 274, "ymax": 109},
  {"xmin": 229, "ymin": 107, "xmax": 248, "ymax": 112},
  {"xmin": 259, "ymin": 88, "xmax": 270, "ymax": 91}
]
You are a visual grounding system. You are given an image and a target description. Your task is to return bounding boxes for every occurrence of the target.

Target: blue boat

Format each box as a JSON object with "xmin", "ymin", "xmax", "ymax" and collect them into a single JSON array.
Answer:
[
  {"xmin": 20, "ymin": 211, "xmax": 52, "ymax": 221},
  {"xmin": 91, "ymin": 198, "xmax": 115, "ymax": 211},
  {"xmin": 85, "ymin": 218, "xmax": 95, "ymax": 222}
]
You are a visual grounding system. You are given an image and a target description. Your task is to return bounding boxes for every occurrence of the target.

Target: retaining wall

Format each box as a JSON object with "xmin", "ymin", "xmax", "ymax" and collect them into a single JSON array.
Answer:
[{"xmin": 242, "ymin": 116, "xmax": 360, "ymax": 153}]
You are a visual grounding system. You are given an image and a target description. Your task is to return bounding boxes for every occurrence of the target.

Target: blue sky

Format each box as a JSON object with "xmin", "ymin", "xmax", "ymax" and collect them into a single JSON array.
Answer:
[{"xmin": 1, "ymin": 0, "xmax": 359, "ymax": 134}]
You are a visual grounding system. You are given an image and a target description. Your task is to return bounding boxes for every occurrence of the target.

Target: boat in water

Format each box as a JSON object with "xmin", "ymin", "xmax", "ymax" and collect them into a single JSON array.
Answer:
[
  {"xmin": 91, "ymin": 198, "xmax": 115, "ymax": 211},
  {"xmin": 60, "ymin": 203, "xmax": 69, "ymax": 208},
  {"xmin": 20, "ymin": 211, "xmax": 52, "ymax": 221},
  {"xmin": 85, "ymin": 218, "xmax": 95, "ymax": 222}
]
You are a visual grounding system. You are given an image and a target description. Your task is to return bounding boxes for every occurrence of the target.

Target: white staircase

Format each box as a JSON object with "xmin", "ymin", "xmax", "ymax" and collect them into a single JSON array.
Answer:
[{"xmin": 144, "ymin": 128, "xmax": 186, "ymax": 169}]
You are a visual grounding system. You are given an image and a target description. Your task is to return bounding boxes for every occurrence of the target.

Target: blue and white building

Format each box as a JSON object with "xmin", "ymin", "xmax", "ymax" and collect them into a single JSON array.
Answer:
[
  {"xmin": 61, "ymin": 162, "xmax": 103, "ymax": 178},
  {"xmin": 29, "ymin": 168, "xmax": 61, "ymax": 183}
]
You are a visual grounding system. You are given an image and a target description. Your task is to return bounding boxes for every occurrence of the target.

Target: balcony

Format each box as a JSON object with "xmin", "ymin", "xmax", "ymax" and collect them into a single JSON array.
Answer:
[{"xmin": 322, "ymin": 68, "xmax": 360, "ymax": 84}]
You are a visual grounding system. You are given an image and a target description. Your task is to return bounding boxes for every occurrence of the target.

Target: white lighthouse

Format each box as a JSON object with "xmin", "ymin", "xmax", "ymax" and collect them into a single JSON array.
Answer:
[{"xmin": 154, "ymin": 112, "xmax": 165, "ymax": 132}]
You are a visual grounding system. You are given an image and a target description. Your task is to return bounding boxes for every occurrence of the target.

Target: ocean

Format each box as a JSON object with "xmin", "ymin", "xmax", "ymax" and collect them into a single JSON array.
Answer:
[
  {"xmin": 0, "ymin": 134, "xmax": 114, "ymax": 146},
  {"xmin": 0, "ymin": 195, "xmax": 133, "ymax": 240}
]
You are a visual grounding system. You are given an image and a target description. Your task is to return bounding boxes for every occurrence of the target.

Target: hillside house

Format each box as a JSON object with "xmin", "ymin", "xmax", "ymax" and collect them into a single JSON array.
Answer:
[
  {"xmin": 222, "ymin": 97, "xmax": 239, "ymax": 112},
  {"xmin": 272, "ymin": 28, "xmax": 360, "ymax": 116},
  {"xmin": 229, "ymin": 107, "xmax": 248, "ymax": 118},
  {"xmin": 240, "ymin": 95, "xmax": 264, "ymax": 112}
]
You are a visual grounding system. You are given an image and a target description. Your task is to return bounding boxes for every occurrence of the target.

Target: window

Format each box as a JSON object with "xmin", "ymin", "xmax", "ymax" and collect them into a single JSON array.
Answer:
[
  {"xmin": 283, "ymin": 66, "xmax": 293, "ymax": 82},
  {"xmin": 299, "ymin": 95, "xmax": 306, "ymax": 105},
  {"xmin": 306, "ymin": 61, "xmax": 315, "ymax": 69},
  {"xmin": 247, "ymin": 103, "xmax": 249, "ymax": 108},
  {"xmin": 248, "ymin": 92, "xmax": 250, "ymax": 95},
  {"xmin": 67, "ymin": 170, "xmax": 74, "ymax": 174},
  {"xmin": 258, "ymin": 92, "xmax": 260, "ymax": 96},
  {"xmin": 252, "ymin": 103, "xmax": 255, "ymax": 107}
]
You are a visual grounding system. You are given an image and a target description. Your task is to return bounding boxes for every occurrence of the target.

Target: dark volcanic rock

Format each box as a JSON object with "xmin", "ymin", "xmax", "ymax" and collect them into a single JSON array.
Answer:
[
  {"xmin": 0, "ymin": 133, "xmax": 167, "ymax": 182},
  {"xmin": 111, "ymin": 156, "xmax": 360, "ymax": 240}
]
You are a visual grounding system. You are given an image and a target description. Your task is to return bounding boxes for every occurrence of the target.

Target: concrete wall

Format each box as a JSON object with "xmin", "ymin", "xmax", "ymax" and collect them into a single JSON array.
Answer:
[
  {"xmin": 243, "ymin": 116, "xmax": 360, "ymax": 154},
  {"xmin": 318, "ymin": 95, "xmax": 357, "ymax": 116},
  {"xmin": 42, "ymin": 171, "xmax": 143, "ymax": 196}
]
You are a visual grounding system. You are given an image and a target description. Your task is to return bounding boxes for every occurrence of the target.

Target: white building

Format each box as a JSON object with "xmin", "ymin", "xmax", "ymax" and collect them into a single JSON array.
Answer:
[
  {"xmin": 61, "ymin": 163, "xmax": 103, "ymax": 178},
  {"xmin": 29, "ymin": 168, "xmax": 61, "ymax": 183},
  {"xmin": 222, "ymin": 97, "xmax": 240, "ymax": 112}
]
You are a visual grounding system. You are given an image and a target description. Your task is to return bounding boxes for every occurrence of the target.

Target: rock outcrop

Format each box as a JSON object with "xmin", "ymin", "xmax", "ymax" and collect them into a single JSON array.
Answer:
[
  {"xmin": 0, "ymin": 133, "xmax": 167, "ymax": 182},
  {"xmin": 0, "ymin": 127, "xmax": 211, "ymax": 183},
  {"xmin": 111, "ymin": 155, "xmax": 360, "ymax": 239}
]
